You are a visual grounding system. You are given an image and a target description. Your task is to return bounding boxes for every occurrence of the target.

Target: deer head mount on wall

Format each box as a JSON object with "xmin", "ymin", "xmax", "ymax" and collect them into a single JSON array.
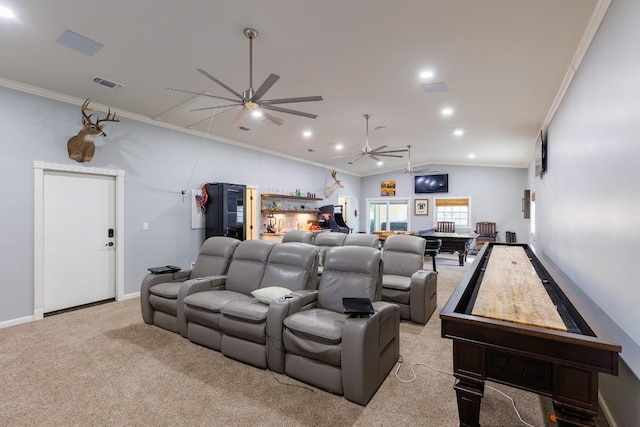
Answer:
[
  {"xmin": 324, "ymin": 169, "xmax": 344, "ymax": 198},
  {"xmin": 67, "ymin": 98, "xmax": 120, "ymax": 163}
]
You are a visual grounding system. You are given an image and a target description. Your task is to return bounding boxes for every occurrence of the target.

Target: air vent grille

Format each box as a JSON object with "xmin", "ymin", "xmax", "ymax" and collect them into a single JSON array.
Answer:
[
  {"xmin": 420, "ymin": 82, "xmax": 448, "ymax": 94},
  {"xmin": 91, "ymin": 76, "xmax": 124, "ymax": 90}
]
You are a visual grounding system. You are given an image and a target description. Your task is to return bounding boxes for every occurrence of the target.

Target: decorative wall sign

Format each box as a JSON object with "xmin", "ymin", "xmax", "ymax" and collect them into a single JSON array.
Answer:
[
  {"xmin": 381, "ymin": 180, "xmax": 396, "ymax": 196},
  {"xmin": 191, "ymin": 189, "xmax": 206, "ymax": 229},
  {"xmin": 414, "ymin": 199, "xmax": 429, "ymax": 215}
]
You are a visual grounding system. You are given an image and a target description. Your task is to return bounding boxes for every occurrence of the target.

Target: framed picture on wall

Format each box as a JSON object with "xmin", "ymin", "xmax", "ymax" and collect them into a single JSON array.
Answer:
[{"xmin": 414, "ymin": 199, "xmax": 429, "ymax": 215}]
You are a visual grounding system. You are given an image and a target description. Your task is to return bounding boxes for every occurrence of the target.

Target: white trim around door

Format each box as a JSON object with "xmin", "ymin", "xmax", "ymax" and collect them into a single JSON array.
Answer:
[{"xmin": 33, "ymin": 161, "xmax": 125, "ymax": 320}]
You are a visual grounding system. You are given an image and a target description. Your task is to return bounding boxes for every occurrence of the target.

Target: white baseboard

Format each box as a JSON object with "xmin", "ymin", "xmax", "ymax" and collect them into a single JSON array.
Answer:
[
  {"xmin": 599, "ymin": 391, "xmax": 618, "ymax": 427},
  {"xmin": 0, "ymin": 315, "xmax": 35, "ymax": 329},
  {"xmin": 119, "ymin": 292, "xmax": 140, "ymax": 301}
]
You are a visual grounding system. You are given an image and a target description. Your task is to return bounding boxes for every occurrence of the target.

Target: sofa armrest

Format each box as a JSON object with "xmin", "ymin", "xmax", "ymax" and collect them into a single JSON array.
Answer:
[
  {"xmin": 341, "ymin": 302, "xmax": 399, "ymax": 405},
  {"xmin": 140, "ymin": 271, "xmax": 190, "ymax": 325},
  {"xmin": 409, "ymin": 270, "xmax": 438, "ymax": 324},
  {"xmin": 289, "ymin": 289, "xmax": 319, "ymax": 309},
  {"xmin": 175, "ymin": 275, "xmax": 227, "ymax": 337},
  {"xmin": 266, "ymin": 290, "xmax": 319, "ymax": 373}
]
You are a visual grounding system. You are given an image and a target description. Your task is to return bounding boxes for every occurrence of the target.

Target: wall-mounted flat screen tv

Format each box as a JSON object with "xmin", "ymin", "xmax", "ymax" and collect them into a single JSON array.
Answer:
[
  {"xmin": 415, "ymin": 174, "xmax": 449, "ymax": 194},
  {"xmin": 535, "ymin": 130, "xmax": 547, "ymax": 178}
]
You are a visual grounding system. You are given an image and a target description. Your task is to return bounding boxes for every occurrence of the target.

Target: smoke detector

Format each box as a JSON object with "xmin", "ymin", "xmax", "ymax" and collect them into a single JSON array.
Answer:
[{"xmin": 91, "ymin": 75, "xmax": 124, "ymax": 90}]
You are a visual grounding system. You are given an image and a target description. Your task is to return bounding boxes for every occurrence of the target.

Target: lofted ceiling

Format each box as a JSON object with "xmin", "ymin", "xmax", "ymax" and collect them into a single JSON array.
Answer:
[{"xmin": 0, "ymin": 0, "xmax": 600, "ymax": 176}]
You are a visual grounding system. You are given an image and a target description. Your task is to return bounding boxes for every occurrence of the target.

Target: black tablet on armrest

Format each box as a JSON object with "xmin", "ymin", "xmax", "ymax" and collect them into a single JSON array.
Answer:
[
  {"xmin": 342, "ymin": 297, "xmax": 374, "ymax": 316},
  {"xmin": 148, "ymin": 265, "xmax": 181, "ymax": 274}
]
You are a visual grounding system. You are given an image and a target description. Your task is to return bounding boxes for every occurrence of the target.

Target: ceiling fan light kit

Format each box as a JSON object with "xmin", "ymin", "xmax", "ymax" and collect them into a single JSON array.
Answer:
[{"xmin": 168, "ymin": 28, "xmax": 323, "ymax": 126}]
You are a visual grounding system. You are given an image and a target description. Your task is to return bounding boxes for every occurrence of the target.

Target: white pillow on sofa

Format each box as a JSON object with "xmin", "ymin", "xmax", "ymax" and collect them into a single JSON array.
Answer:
[{"xmin": 251, "ymin": 286, "xmax": 292, "ymax": 304}]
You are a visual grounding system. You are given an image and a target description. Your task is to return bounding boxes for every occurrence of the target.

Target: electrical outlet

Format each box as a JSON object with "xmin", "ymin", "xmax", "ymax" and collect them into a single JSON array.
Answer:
[{"xmin": 190, "ymin": 261, "xmax": 196, "ymax": 268}]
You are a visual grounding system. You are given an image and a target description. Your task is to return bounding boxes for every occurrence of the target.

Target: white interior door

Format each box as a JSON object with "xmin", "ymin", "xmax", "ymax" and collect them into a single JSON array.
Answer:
[{"xmin": 43, "ymin": 171, "xmax": 116, "ymax": 312}]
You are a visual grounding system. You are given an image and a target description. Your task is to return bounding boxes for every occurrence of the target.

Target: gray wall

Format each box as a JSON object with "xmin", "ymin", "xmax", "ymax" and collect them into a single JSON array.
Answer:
[
  {"xmin": 361, "ymin": 165, "xmax": 528, "ymax": 240},
  {"xmin": 529, "ymin": 0, "xmax": 640, "ymax": 424},
  {"xmin": 0, "ymin": 86, "xmax": 361, "ymax": 323}
]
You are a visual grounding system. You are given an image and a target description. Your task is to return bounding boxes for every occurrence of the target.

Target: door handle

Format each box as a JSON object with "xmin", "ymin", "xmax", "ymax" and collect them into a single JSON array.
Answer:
[{"xmin": 105, "ymin": 242, "xmax": 114, "ymax": 247}]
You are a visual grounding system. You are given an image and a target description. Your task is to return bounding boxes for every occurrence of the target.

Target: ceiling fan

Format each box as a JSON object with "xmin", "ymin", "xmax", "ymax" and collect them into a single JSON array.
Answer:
[
  {"xmin": 334, "ymin": 114, "xmax": 408, "ymax": 164},
  {"xmin": 399, "ymin": 144, "xmax": 439, "ymax": 175},
  {"xmin": 168, "ymin": 28, "xmax": 323, "ymax": 126}
]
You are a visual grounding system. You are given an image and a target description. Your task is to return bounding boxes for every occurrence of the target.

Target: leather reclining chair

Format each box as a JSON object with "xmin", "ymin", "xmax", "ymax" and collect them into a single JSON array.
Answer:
[
  {"xmin": 314, "ymin": 232, "xmax": 347, "ymax": 274},
  {"xmin": 280, "ymin": 246, "xmax": 400, "ymax": 405},
  {"xmin": 219, "ymin": 242, "xmax": 320, "ymax": 369},
  {"xmin": 140, "ymin": 236, "xmax": 241, "ymax": 334},
  {"xmin": 343, "ymin": 233, "xmax": 380, "ymax": 248},
  {"xmin": 281, "ymin": 230, "xmax": 314, "ymax": 244},
  {"xmin": 181, "ymin": 239, "xmax": 275, "ymax": 350},
  {"xmin": 381, "ymin": 234, "xmax": 438, "ymax": 325}
]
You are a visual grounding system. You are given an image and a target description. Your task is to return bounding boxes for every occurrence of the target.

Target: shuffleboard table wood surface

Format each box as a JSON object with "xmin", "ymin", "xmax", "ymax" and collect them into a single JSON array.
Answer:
[
  {"xmin": 440, "ymin": 243, "xmax": 621, "ymax": 427},
  {"xmin": 471, "ymin": 245, "xmax": 567, "ymax": 331}
]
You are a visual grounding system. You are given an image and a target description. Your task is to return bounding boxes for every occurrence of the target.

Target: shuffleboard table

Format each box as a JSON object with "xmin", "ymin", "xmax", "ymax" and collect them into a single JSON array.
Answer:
[{"xmin": 440, "ymin": 243, "xmax": 620, "ymax": 426}]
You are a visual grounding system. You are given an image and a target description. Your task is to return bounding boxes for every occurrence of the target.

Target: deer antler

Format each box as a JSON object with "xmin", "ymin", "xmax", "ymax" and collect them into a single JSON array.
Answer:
[
  {"xmin": 324, "ymin": 169, "xmax": 344, "ymax": 198},
  {"xmin": 97, "ymin": 107, "xmax": 120, "ymax": 126},
  {"xmin": 67, "ymin": 98, "xmax": 120, "ymax": 163},
  {"xmin": 80, "ymin": 98, "xmax": 95, "ymax": 123}
]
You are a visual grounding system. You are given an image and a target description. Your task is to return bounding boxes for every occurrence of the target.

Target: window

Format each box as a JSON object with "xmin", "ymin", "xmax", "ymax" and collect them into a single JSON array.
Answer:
[
  {"xmin": 367, "ymin": 198, "xmax": 409, "ymax": 232},
  {"xmin": 434, "ymin": 197, "xmax": 470, "ymax": 229}
]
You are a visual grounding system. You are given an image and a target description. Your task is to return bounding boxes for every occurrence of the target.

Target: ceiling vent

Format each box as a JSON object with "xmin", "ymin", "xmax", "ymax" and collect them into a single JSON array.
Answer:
[
  {"xmin": 420, "ymin": 82, "xmax": 448, "ymax": 94},
  {"xmin": 91, "ymin": 75, "xmax": 124, "ymax": 90}
]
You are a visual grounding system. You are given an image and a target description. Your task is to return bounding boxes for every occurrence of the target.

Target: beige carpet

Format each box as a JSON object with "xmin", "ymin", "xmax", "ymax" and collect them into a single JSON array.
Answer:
[{"xmin": 0, "ymin": 254, "xmax": 610, "ymax": 426}]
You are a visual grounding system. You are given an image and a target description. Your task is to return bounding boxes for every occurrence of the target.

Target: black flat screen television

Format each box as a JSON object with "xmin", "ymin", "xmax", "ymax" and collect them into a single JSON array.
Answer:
[
  {"xmin": 535, "ymin": 130, "xmax": 547, "ymax": 177},
  {"xmin": 415, "ymin": 174, "xmax": 449, "ymax": 194}
]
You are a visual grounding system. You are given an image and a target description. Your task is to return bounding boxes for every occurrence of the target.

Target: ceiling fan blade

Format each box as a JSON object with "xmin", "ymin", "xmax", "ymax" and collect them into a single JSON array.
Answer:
[
  {"xmin": 166, "ymin": 88, "xmax": 240, "ymax": 103},
  {"xmin": 262, "ymin": 110, "xmax": 284, "ymax": 126},
  {"xmin": 232, "ymin": 108, "xmax": 248, "ymax": 124},
  {"xmin": 369, "ymin": 155, "xmax": 382, "ymax": 162},
  {"xmin": 348, "ymin": 154, "xmax": 366, "ymax": 164},
  {"xmin": 262, "ymin": 104, "xmax": 318, "ymax": 119},
  {"xmin": 374, "ymin": 149, "xmax": 410, "ymax": 154},
  {"xmin": 252, "ymin": 73, "xmax": 280, "ymax": 102},
  {"xmin": 376, "ymin": 153, "xmax": 404, "ymax": 158},
  {"xmin": 196, "ymin": 68, "xmax": 248, "ymax": 101},
  {"xmin": 262, "ymin": 95, "xmax": 323, "ymax": 105},
  {"xmin": 368, "ymin": 145, "xmax": 389, "ymax": 153},
  {"xmin": 189, "ymin": 103, "xmax": 243, "ymax": 112}
]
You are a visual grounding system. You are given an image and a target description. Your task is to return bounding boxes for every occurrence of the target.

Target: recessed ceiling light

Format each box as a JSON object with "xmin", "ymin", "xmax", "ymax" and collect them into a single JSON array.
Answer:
[
  {"xmin": 377, "ymin": 160, "xmax": 384, "ymax": 166},
  {"xmin": 0, "ymin": 6, "xmax": 16, "ymax": 18},
  {"xmin": 303, "ymin": 130, "xmax": 312, "ymax": 138},
  {"xmin": 335, "ymin": 143, "xmax": 343, "ymax": 151},
  {"xmin": 453, "ymin": 128, "xmax": 465, "ymax": 137},
  {"xmin": 441, "ymin": 107, "xmax": 454, "ymax": 117},
  {"xmin": 252, "ymin": 110, "xmax": 263, "ymax": 118},
  {"xmin": 419, "ymin": 70, "xmax": 434, "ymax": 79},
  {"xmin": 469, "ymin": 154, "xmax": 476, "ymax": 158}
]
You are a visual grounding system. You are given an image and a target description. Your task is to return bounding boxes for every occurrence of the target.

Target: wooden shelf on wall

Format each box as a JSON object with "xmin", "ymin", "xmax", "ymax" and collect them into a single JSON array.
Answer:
[
  {"xmin": 261, "ymin": 193, "xmax": 323, "ymax": 201},
  {"xmin": 261, "ymin": 209, "xmax": 318, "ymax": 214}
]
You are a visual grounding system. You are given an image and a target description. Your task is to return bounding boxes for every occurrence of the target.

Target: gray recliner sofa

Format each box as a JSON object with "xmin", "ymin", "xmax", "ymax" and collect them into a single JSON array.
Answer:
[
  {"xmin": 279, "ymin": 246, "xmax": 400, "ymax": 405},
  {"xmin": 181, "ymin": 239, "xmax": 275, "ymax": 350},
  {"xmin": 381, "ymin": 234, "xmax": 437, "ymax": 324},
  {"xmin": 220, "ymin": 242, "xmax": 320, "ymax": 369},
  {"xmin": 181, "ymin": 240, "xmax": 320, "ymax": 371},
  {"xmin": 140, "ymin": 236, "xmax": 240, "ymax": 334}
]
